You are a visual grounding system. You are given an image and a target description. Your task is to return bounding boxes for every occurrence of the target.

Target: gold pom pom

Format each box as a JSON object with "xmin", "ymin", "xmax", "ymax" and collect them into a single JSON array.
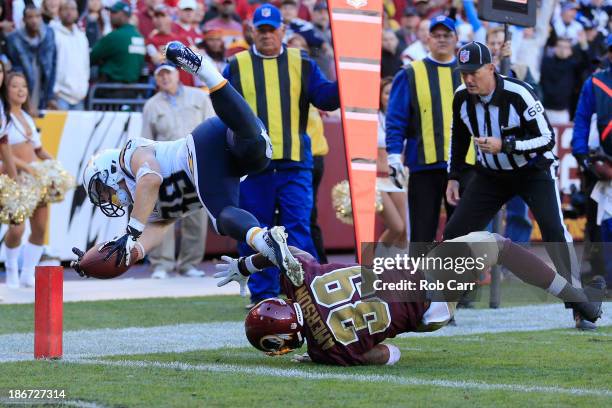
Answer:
[
  {"xmin": 331, "ymin": 180, "xmax": 384, "ymax": 226},
  {"xmin": 0, "ymin": 174, "xmax": 38, "ymax": 224},
  {"xmin": 23, "ymin": 160, "xmax": 76, "ymax": 204}
]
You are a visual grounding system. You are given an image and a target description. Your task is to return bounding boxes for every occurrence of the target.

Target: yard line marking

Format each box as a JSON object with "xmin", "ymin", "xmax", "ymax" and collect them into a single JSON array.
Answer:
[
  {"xmin": 0, "ymin": 398, "xmax": 108, "ymax": 408},
  {"xmin": 67, "ymin": 358, "xmax": 612, "ymax": 398}
]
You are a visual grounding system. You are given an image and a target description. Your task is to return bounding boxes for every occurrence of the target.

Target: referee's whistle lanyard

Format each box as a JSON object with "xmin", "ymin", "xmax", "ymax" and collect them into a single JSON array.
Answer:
[{"xmin": 483, "ymin": 103, "xmax": 492, "ymax": 139}]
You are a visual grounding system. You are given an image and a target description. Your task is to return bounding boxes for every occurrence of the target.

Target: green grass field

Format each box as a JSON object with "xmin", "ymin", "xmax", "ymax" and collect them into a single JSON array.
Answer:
[{"xmin": 0, "ymin": 291, "xmax": 610, "ymax": 407}]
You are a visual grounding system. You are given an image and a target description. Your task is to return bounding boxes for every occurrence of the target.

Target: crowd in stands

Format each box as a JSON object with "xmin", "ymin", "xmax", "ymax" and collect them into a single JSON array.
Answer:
[{"xmin": 0, "ymin": 0, "xmax": 605, "ymax": 118}]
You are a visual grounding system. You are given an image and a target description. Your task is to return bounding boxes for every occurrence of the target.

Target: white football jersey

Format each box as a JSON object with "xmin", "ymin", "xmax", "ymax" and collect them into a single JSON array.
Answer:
[{"xmin": 119, "ymin": 137, "xmax": 202, "ymax": 223}]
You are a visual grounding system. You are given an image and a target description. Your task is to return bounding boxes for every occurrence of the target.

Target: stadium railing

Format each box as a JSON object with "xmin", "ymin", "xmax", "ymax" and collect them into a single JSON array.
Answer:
[{"xmin": 87, "ymin": 83, "xmax": 156, "ymax": 112}]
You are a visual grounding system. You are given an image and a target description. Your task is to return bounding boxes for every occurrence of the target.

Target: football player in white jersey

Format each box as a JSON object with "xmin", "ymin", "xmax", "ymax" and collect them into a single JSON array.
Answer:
[{"xmin": 72, "ymin": 41, "xmax": 302, "ymax": 283}]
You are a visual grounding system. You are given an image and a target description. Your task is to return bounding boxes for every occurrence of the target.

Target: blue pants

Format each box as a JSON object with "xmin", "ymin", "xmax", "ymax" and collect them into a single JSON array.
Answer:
[
  {"xmin": 504, "ymin": 196, "xmax": 533, "ymax": 243},
  {"xmin": 239, "ymin": 168, "xmax": 318, "ymax": 302},
  {"xmin": 601, "ymin": 218, "xmax": 612, "ymax": 286}
]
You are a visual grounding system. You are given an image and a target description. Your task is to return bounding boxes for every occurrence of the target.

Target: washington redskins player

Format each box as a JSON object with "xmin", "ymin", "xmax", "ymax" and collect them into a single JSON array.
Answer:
[{"xmin": 215, "ymin": 231, "xmax": 604, "ymax": 366}]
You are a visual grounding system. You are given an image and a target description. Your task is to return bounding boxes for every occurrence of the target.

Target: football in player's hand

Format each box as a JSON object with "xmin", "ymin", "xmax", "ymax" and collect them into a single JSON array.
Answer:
[{"xmin": 77, "ymin": 244, "xmax": 137, "ymax": 279}]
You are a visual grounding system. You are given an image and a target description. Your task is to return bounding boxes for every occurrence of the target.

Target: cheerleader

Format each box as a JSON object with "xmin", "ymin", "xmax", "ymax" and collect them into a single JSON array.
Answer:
[
  {"xmin": 376, "ymin": 77, "xmax": 407, "ymax": 248},
  {"xmin": 2, "ymin": 72, "xmax": 52, "ymax": 288}
]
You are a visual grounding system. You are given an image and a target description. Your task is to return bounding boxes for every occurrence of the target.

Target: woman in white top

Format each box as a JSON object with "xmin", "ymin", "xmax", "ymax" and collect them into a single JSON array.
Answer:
[
  {"xmin": 377, "ymin": 77, "xmax": 407, "ymax": 248},
  {"xmin": 2, "ymin": 72, "xmax": 53, "ymax": 288},
  {"xmin": 0, "ymin": 60, "xmax": 18, "ymax": 179}
]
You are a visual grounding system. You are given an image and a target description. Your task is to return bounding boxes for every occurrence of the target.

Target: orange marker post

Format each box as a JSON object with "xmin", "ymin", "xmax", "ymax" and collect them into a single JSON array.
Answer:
[{"xmin": 34, "ymin": 266, "xmax": 63, "ymax": 359}]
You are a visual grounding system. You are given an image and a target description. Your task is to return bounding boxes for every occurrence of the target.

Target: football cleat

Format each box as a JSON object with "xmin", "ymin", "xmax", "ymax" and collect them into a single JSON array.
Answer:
[
  {"xmin": 259, "ymin": 226, "xmax": 304, "ymax": 286},
  {"xmin": 164, "ymin": 41, "xmax": 202, "ymax": 75},
  {"xmin": 572, "ymin": 276, "xmax": 606, "ymax": 326}
]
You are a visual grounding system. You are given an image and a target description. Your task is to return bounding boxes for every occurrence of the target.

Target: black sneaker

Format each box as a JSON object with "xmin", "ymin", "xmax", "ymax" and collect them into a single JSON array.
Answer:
[
  {"xmin": 572, "ymin": 276, "xmax": 606, "ymax": 327},
  {"xmin": 164, "ymin": 41, "xmax": 202, "ymax": 75}
]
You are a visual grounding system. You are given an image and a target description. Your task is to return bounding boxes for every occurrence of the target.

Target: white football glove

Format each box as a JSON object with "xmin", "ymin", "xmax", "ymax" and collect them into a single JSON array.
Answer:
[
  {"xmin": 387, "ymin": 153, "xmax": 407, "ymax": 189},
  {"xmin": 214, "ymin": 255, "xmax": 249, "ymax": 297}
]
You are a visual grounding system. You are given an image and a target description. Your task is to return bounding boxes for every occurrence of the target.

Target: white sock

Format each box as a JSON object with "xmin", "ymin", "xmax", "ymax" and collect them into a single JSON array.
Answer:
[
  {"xmin": 546, "ymin": 273, "xmax": 568, "ymax": 296},
  {"xmin": 21, "ymin": 242, "xmax": 44, "ymax": 281},
  {"xmin": 4, "ymin": 244, "xmax": 20, "ymax": 288},
  {"xmin": 197, "ymin": 55, "xmax": 226, "ymax": 91},
  {"xmin": 246, "ymin": 227, "xmax": 267, "ymax": 252}
]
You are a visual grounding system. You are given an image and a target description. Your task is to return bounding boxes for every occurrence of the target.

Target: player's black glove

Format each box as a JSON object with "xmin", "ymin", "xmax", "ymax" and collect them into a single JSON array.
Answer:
[
  {"xmin": 71, "ymin": 247, "xmax": 86, "ymax": 277},
  {"xmin": 100, "ymin": 224, "xmax": 142, "ymax": 267}
]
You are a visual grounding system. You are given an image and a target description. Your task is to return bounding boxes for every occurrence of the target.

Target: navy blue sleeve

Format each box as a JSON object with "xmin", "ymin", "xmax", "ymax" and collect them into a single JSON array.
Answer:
[
  {"xmin": 385, "ymin": 69, "xmax": 411, "ymax": 155},
  {"xmin": 307, "ymin": 58, "xmax": 339, "ymax": 111},
  {"xmin": 571, "ymin": 77, "xmax": 596, "ymax": 156},
  {"xmin": 222, "ymin": 63, "xmax": 232, "ymax": 82}
]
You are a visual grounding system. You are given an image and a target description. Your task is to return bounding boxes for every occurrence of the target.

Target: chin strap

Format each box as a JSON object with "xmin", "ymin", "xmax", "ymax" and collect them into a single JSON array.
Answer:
[{"xmin": 265, "ymin": 347, "xmax": 294, "ymax": 357}]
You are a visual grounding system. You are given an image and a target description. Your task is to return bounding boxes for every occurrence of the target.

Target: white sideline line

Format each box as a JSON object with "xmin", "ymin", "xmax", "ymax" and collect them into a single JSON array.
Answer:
[{"xmin": 67, "ymin": 358, "xmax": 612, "ymax": 398}]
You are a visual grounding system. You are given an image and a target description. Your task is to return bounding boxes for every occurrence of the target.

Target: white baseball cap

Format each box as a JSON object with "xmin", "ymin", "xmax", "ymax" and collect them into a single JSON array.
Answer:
[{"xmin": 178, "ymin": 0, "xmax": 198, "ymax": 10}]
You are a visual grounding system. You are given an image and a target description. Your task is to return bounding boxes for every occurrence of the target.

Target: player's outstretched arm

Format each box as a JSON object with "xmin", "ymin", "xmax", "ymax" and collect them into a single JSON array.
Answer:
[
  {"xmin": 129, "ymin": 147, "xmax": 164, "ymax": 226},
  {"xmin": 100, "ymin": 147, "xmax": 165, "ymax": 267}
]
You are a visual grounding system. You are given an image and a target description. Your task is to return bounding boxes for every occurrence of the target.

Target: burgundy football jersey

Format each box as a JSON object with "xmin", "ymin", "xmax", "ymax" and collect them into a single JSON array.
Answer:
[{"xmin": 280, "ymin": 255, "xmax": 427, "ymax": 366}]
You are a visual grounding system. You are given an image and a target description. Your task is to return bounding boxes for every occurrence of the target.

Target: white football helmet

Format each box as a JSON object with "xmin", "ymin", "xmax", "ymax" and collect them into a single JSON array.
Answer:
[{"xmin": 82, "ymin": 149, "xmax": 133, "ymax": 217}]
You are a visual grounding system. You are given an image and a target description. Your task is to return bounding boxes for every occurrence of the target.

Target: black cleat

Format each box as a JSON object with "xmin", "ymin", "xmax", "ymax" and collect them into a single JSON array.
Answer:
[
  {"xmin": 572, "ymin": 276, "xmax": 606, "ymax": 326},
  {"xmin": 164, "ymin": 41, "xmax": 202, "ymax": 75}
]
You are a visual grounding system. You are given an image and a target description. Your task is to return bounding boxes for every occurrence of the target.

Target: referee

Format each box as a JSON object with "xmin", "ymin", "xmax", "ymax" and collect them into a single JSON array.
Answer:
[{"xmin": 443, "ymin": 42, "xmax": 589, "ymax": 329}]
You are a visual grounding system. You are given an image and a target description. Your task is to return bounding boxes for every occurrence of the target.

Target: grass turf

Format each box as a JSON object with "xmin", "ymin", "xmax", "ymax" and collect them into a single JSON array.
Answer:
[
  {"xmin": 0, "ymin": 279, "xmax": 560, "ymax": 335},
  {"xmin": 0, "ymin": 327, "xmax": 610, "ymax": 407}
]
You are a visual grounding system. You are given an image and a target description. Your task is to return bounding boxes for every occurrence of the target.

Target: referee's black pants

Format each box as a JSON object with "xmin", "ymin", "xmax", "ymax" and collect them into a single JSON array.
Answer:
[
  {"xmin": 444, "ymin": 165, "xmax": 580, "ymax": 288},
  {"xmin": 408, "ymin": 169, "xmax": 453, "ymax": 243}
]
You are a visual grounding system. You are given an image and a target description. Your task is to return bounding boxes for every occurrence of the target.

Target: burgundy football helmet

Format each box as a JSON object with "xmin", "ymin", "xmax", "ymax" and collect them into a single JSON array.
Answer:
[{"xmin": 245, "ymin": 298, "xmax": 305, "ymax": 355}]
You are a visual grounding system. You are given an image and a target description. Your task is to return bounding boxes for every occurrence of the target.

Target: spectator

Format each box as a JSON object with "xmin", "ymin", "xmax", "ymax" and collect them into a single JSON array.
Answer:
[
  {"xmin": 80, "ymin": 0, "xmax": 111, "ymax": 48},
  {"xmin": 137, "ymin": 0, "xmax": 163, "ymax": 39},
  {"xmin": 224, "ymin": 4, "xmax": 338, "ymax": 307},
  {"xmin": 309, "ymin": 2, "xmax": 335, "ymax": 80},
  {"xmin": 514, "ymin": 0, "xmax": 557, "ymax": 83},
  {"xmin": 2, "ymin": 72, "xmax": 53, "ymax": 288},
  {"xmin": 6, "ymin": 5, "xmax": 56, "ymax": 111},
  {"xmin": 226, "ymin": 18, "xmax": 252, "ymax": 56},
  {"xmin": 574, "ymin": 19, "xmax": 607, "ymax": 80},
  {"xmin": 381, "ymin": 28, "xmax": 403, "ymax": 77},
  {"xmin": 0, "ymin": 0, "xmax": 15, "ymax": 67},
  {"xmin": 141, "ymin": 62, "xmax": 215, "ymax": 279},
  {"xmin": 580, "ymin": 0, "xmax": 609, "ymax": 34},
  {"xmin": 541, "ymin": 37, "xmax": 582, "ymax": 124},
  {"xmin": 553, "ymin": 2, "xmax": 584, "ymax": 44},
  {"xmin": 52, "ymin": 0, "xmax": 89, "ymax": 110},
  {"xmin": 486, "ymin": 26, "xmax": 540, "ymax": 96},
  {"xmin": 197, "ymin": 29, "xmax": 227, "ymax": 72},
  {"xmin": 146, "ymin": 4, "xmax": 195, "ymax": 86},
  {"xmin": 396, "ymin": 6, "xmax": 420, "ymax": 50},
  {"xmin": 401, "ymin": 18, "xmax": 429, "ymax": 63},
  {"xmin": 281, "ymin": 0, "xmax": 325, "ymax": 49},
  {"xmin": 377, "ymin": 76, "xmax": 407, "ymax": 248},
  {"xmin": 203, "ymin": 0, "xmax": 243, "ymax": 48},
  {"xmin": 173, "ymin": 0, "xmax": 203, "ymax": 46},
  {"xmin": 90, "ymin": 1, "xmax": 145, "ymax": 84},
  {"xmin": 41, "ymin": 0, "xmax": 59, "ymax": 25}
]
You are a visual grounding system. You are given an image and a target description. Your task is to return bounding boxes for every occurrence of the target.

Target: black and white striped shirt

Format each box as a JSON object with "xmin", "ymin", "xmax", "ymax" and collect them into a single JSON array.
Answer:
[{"xmin": 448, "ymin": 73, "xmax": 555, "ymax": 179}]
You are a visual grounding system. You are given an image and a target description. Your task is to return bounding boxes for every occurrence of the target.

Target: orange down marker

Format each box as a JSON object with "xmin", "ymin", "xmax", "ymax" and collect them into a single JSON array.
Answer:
[{"xmin": 34, "ymin": 266, "xmax": 63, "ymax": 359}]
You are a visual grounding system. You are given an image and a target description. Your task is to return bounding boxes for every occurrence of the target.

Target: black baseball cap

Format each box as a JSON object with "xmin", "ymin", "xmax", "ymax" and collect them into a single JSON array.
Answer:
[{"xmin": 456, "ymin": 41, "xmax": 493, "ymax": 73}]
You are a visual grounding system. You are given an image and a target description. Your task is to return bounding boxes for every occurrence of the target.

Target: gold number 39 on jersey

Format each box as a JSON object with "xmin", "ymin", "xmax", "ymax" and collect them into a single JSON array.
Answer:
[{"xmin": 311, "ymin": 267, "xmax": 391, "ymax": 346}]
